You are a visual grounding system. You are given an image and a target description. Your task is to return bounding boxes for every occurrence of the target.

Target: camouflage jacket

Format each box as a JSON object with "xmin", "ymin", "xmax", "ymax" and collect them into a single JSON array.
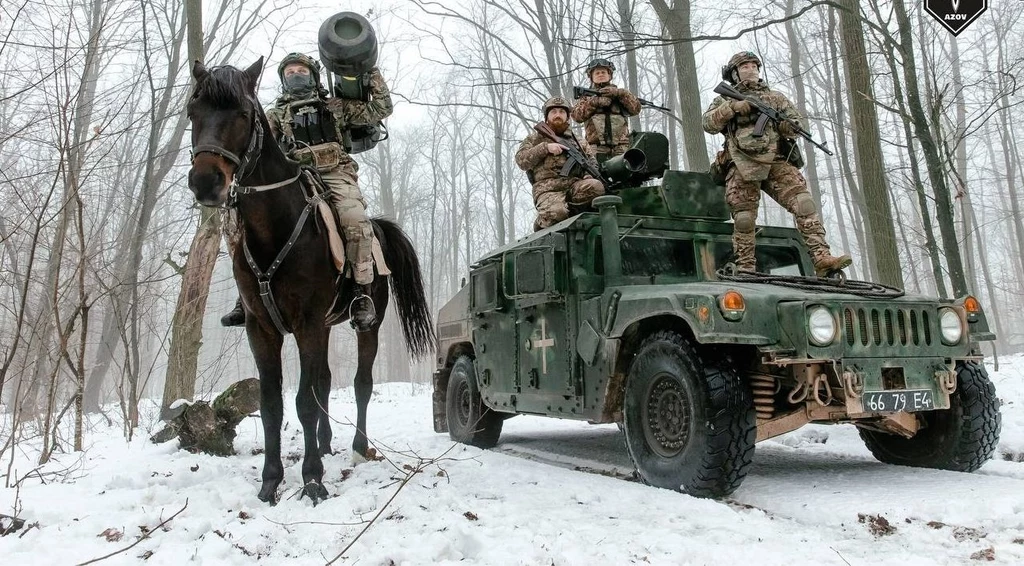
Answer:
[
  {"xmin": 515, "ymin": 126, "xmax": 598, "ymax": 201},
  {"xmin": 702, "ymin": 80, "xmax": 803, "ymax": 182},
  {"xmin": 570, "ymin": 82, "xmax": 641, "ymax": 154},
  {"xmin": 266, "ymin": 67, "xmax": 393, "ymax": 169}
]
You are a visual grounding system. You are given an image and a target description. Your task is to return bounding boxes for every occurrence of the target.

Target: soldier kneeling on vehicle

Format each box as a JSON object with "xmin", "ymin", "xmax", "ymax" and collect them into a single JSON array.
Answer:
[{"xmin": 516, "ymin": 97, "xmax": 606, "ymax": 231}]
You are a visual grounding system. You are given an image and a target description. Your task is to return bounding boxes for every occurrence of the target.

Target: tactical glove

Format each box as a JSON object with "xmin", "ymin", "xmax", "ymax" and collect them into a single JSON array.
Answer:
[
  {"xmin": 730, "ymin": 100, "xmax": 752, "ymax": 115},
  {"xmin": 777, "ymin": 119, "xmax": 797, "ymax": 138}
]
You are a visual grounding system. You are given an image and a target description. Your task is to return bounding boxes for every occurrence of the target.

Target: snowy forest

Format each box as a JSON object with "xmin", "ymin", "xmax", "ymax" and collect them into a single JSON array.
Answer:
[
  {"xmin": 2, "ymin": 0, "xmax": 1024, "ymax": 545},
  {"xmin": 3, "ymin": 0, "xmax": 1024, "ymax": 563}
]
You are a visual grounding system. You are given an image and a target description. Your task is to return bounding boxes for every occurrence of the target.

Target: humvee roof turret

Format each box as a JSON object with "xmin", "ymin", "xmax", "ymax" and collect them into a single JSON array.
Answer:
[{"xmin": 431, "ymin": 133, "xmax": 1000, "ymax": 498}]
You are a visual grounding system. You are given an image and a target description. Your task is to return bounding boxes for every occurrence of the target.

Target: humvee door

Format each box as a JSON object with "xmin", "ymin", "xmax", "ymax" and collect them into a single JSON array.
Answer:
[{"xmin": 503, "ymin": 233, "xmax": 580, "ymax": 415}]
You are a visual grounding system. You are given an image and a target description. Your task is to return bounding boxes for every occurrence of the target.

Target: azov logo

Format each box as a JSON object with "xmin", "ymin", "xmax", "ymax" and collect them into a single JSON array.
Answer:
[{"xmin": 925, "ymin": 0, "xmax": 988, "ymax": 36}]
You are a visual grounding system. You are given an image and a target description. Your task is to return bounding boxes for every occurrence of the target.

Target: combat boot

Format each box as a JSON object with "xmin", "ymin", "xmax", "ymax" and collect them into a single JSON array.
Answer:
[
  {"xmin": 349, "ymin": 285, "xmax": 377, "ymax": 332},
  {"xmin": 220, "ymin": 297, "xmax": 245, "ymax": 327},
  {"xmin": 814, "ymin": 254, "xmax": 853, "ymax": 277}
]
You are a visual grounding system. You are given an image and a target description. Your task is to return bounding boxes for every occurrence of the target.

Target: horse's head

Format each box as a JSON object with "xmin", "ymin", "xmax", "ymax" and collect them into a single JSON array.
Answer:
[{"xmin": 186, "ymin": 57, "xmax": 265, "ymax": 206}]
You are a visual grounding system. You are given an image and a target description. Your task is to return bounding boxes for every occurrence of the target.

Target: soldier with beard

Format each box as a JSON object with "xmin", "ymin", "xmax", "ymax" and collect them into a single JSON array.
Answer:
[
  {"xmin": 516, "ymin": 97, "xmax": 606, "ymax": 231},
  {"xmin": 702, "ymin": 51, "xmax": 851, "ymax": 276},
  {"xmin": 570, "ymin": 59, "xmax": 641, "ymax": 161},
  {"xmin": 220, "ymin": 52, "xmax": 393, "ymax": 331}
]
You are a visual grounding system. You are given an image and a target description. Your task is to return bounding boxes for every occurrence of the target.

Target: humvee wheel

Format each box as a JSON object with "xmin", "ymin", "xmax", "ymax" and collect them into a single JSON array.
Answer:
[
  {"xmin": 623, "ymin": 331, "xmax": 756, "ymax": 497},
  {"xmin": 446, "ymin": 355, "xmax": 503, "ymax": 448},
  {"xmin": 858, "ymin": 361, "xmax": 1000, "ymax": 472}
]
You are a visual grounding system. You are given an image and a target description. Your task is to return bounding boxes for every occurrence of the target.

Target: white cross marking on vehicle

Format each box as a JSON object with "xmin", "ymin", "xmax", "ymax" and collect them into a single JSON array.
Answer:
[{"xmin": 532, "ymin": 318, "xmax": 556, "ymax": 374}]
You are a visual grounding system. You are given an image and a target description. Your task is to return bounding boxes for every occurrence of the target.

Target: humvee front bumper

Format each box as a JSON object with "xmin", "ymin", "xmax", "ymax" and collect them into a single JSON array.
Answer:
[{"xmin": 838, "ymin": 357, "xmax": 955, "ymax": 414}]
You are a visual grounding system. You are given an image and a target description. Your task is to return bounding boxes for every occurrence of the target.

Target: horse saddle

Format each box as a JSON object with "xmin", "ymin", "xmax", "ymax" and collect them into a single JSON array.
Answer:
[{"xmin": 301, "ymin": 169, "xmax": 392, "ymax": 326}]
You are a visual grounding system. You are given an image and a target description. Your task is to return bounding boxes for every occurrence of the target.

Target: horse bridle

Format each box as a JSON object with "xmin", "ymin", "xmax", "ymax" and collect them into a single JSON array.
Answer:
[{"xmin": 190, "ymin": 95, "xmax": 301, "ymax": 203}]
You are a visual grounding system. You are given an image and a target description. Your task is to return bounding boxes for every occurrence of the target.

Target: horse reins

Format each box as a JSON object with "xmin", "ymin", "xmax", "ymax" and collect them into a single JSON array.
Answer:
[{"xmin": 191, "ymin": 96, "xmax": 319, "ymax": 336}]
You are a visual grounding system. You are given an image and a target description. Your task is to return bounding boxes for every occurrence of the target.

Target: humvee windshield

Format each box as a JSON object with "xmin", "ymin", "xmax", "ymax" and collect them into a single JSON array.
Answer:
[
  {"xmin": 711, "ymin": 240, "xmax": 805, "ymax": 276},
  {"xmin": 595, "ymin": 235, "xmax": 698, "ymax": 278}
]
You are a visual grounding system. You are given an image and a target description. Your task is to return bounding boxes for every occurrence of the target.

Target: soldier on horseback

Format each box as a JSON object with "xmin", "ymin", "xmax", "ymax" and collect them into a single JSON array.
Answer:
[{"xmin": 221, "ymin": 52, "xmax": 393, "ymax": 332}]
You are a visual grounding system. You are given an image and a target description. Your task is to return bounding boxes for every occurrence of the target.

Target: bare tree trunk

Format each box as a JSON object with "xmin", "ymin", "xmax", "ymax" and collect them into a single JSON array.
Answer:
[
  {"xmin": 993, "ymin": 26, "xmax": 1024, "ymax": 304},
  {"xmin": 784, "ymin": 0, "xmax": 821, "ymax": 205},
  {"xmin": 648, "ymin": 0, "xmax": 709, "ymax": 171},
  {"xmin": 616, "ymin": 0, "xmax": 641, "ymax": 132},
  {"xmin": 533, "ymin": 0, "xmax": 565, "ymax": 97},
  {"xmin": 837, "ymin": 0, "xmax": 903, "ymax": 288},
  {"xmin": 946, "ymin": 35, "xmax": 978, "ymax": 292},
  {"xmin": 160, "ymin": 0, "xmax": 220, "ymax": 418},
  {"xmin": 825, "ymin": 8, "xmax": 872, "ymax": 279},
  {"xmin": 480, "ymin": 24, "xmax": 507, "ymax": 246},
  {"xmin": 659, "ymin": 26, "xmax": 680, "ymax": 169},
  {"xmin": 891, "ymin": 0, "xmax": 968, "ymax": 296}
]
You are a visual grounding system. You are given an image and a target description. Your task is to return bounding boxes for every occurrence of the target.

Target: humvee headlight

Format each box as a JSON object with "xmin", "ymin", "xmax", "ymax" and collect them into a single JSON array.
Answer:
[
  {"xmin": 940, "ymin": 308, "xmax": 963, "ymax": 345},
  {"xmin": 718, "ymin": 290, "xmax": 745, "ymax": 321},
  {"xmin": 807, "ymin": 306, "xmax": 837, "ymax": 346}
]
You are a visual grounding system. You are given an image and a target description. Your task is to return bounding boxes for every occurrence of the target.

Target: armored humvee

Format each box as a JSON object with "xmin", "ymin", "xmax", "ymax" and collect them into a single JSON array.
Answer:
[{"xmin": 431, "ymin": 133, "xmax": 1001, "ymax": 498}]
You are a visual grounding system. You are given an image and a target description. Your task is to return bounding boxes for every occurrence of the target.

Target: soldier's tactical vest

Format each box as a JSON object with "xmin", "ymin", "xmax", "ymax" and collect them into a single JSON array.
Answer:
[
  {"xmin": 596, "ymin": 101, "xmax": 628, "ymax": 146},
  {"xmin": 283, "ymin": 99, "xmax": 341, "ymax": 148}
]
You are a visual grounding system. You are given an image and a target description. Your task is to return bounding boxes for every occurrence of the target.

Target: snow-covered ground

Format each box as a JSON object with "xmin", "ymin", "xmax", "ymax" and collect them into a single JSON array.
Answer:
[{"xmin": 2, "ymin": 355, "xmax": 1023, "ymax": 565}]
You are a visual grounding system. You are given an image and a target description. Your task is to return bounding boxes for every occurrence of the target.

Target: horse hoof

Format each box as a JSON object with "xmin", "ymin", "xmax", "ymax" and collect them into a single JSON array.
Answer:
[
  {"xmin": 300, "ymin": 481, "xmax": 329, "ymax": 505},
  {"xmin": 257, "ymin": 482, "xmax": 280, "ymax": 505}
]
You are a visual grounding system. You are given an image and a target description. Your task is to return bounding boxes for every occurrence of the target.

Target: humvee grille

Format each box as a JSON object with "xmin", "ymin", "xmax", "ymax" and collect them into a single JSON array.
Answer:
[{"xmin": 844, "ymin": 307, "xmax": 933, "ymax": 348}]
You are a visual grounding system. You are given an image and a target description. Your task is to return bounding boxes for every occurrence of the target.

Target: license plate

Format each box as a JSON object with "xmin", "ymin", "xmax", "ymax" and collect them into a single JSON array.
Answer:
[{"xmin": 863, "ymin": 390, "xmax": 934, "ymax": 412}]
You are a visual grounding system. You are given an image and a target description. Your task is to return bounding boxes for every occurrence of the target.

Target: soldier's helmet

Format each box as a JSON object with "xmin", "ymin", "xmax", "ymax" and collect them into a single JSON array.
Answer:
[
  {"xmin": 542, "ymin": 96, "xmax": 571, "ymax": 118},
  {"xmin": 586, "ymin": 58, "xmax": 616, "ymax": 77},
  {"xmin": 277, "ymin": 52, "xmax": 322, "ymax": 85},
  {"xmin": 723, "ymin": 51, "xmax": 761, "ymax": 83}
]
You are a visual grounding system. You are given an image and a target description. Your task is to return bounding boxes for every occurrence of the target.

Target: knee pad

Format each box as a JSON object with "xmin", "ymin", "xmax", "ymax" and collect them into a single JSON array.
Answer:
[
  {"xmin": 794, "ymin": 192, "xmax": 816, "ymax": 217},
  {"xmin": 733, "ymin": 210, "xmax": 757, "ymax": 233}
]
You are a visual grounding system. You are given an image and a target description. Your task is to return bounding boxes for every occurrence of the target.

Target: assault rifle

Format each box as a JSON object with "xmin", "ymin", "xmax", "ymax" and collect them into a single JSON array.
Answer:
[
  {"xmin": 533, "ymin": 122, "xmax": 607, "ymax": 183},
  {"xmin": 572, "ymin": 86, "xmax": 672, "ymax": 113},
  {"xmin": 713, "ymin": 81, "xmax": 834, "ymax": 156}
]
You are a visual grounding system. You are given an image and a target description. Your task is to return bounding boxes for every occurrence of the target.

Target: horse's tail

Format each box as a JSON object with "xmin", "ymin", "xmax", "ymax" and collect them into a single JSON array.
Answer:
[{"xmin": 374, "ymin": 218, "xmax": 435, "ymax": 359}]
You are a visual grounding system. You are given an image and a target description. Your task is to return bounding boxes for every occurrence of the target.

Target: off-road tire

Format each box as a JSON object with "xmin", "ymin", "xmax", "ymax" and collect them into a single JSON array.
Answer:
[
  {"xmin": 622, "ymin": 331, "xmax": 756, "ymax": 497},
  {"xmin": 858, "ymin": 361, "xmax": 1000, "ymax": 472},
  {"xmin": 446, "ymin": 355, "xmax": 503, "ymax": 448}
]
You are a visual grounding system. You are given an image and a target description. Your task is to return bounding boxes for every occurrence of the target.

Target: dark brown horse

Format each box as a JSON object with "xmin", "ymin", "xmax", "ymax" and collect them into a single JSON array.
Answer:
[{"xmin": 185, "ymin": 58, "xmax": 434, "ymax": 504}]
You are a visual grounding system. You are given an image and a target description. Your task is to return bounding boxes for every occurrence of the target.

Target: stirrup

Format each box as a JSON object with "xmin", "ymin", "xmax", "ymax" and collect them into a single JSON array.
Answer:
[{"xmin": 347, "ymin": 292, "xmax": 376, "ymax": 332}]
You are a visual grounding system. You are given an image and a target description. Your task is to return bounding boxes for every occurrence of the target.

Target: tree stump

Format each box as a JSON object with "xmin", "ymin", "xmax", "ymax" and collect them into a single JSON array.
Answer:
[{"xmin": 151, "ymin": 378, "xmax": 260, "ymax": 456}]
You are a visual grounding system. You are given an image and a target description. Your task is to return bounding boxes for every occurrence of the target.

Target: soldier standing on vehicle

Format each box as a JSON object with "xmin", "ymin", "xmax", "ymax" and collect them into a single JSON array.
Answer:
[
  {"xmin": 517, "ymin": 97, "xmax": 606, "ymax": 231},
  {"xmin": 570, "ymin": 59, "xmax": 642, "ymax": 161},
  {"xmin": 220, "ymin": 52, "xmax": 393, "ymax": 331},
  {"xmin": 702, "ymin": 51, "xmax": 851, "ymax": 276}
]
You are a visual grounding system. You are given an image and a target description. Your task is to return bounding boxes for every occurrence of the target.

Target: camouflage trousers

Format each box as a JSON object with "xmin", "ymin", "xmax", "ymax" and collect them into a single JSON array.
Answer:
[
  {"xmin": 533, "ymin": 178, "xmax": 605, "ymax": 231},
  {"xmin": 321, "ymin": 165, "xmax": 375, "ymax": 286},
  {"xmin": 725, "ymin": 162, "xmax": 832, "ymax": 271},
  {"xmin": 220, "ymin": 164, "xmax": 375, "ymax": 286},
  {"xmin": 594, "ymin": 144, "xmax": 630, "ymax": 163}
]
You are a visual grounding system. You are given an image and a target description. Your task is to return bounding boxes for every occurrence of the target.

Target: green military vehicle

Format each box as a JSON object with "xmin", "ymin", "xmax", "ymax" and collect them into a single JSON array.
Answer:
[{"xmin": 430, "ymin": 133, "xmax": 1001, "ymax": 498}]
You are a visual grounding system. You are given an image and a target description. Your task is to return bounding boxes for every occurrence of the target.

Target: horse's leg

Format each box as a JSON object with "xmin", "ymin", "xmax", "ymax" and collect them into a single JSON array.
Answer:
[
  {"xmin": 249, "ymin": 325, "xmax": 285, "ymax": 504},
  {"xmin": 351, "ymin": 324, "xmax": 380, "ymax": 462},
  {"xmin": 295, "ymin": 326, "xmax": 331, "ymax": 503},
  {"xmin": 317, "ymin": 358, "xmax": 334, "ymax": 457}
]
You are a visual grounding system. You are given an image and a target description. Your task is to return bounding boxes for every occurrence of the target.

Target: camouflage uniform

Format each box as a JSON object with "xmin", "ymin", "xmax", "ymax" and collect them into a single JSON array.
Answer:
[
  {"xmin": 517, "ymin": 97, "xmax": 605, "ymax": 231},
  {"xmin": 570, "ymin": 60, "xmax": 641, "ymax": 159},
  {"xmin": 265, "ymin": 59, "xmax": 393, "ymax": 287},
  {"xmin": 702, "ymin": 51, "xmax": 850, "ymax": 276}
]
